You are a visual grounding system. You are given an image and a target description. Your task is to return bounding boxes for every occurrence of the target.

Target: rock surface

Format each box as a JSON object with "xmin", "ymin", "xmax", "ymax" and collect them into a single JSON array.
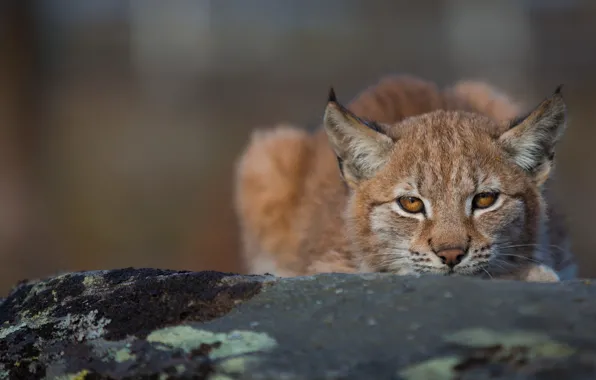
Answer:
[{"xmin": 1, "ymin": 268, "xmax": 596, "ymax": 379}]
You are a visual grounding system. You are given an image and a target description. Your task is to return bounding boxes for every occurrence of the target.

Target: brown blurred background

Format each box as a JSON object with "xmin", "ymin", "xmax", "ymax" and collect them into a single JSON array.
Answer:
[{"xmin": 1, "ymin": 0, "xmax": 595, "ymax": 295}]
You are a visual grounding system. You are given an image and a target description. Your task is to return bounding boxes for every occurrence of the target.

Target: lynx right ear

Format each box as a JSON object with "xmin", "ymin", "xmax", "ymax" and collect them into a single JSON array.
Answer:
[
  {"xmin": 323, "ymin": 88, "xmax": 394, "ymax": 187},
  {"xmin": 499, "ymin": 86, "xmax": 567, "ymax": 186}
]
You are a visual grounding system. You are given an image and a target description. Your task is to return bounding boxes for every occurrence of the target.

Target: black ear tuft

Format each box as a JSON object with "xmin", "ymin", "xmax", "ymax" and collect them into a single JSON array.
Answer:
[
  {"xmin": 328, "ymin": 87, "xmax": 337, "ymax": 103},
  {"xmin": 554, "ymin": 84, "xmax": 564, "ymax": 96}
]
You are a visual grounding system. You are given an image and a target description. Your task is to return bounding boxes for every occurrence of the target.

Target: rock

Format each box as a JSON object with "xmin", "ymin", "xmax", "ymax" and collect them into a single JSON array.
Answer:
[
  {"xmin": 0, "ymin": 268, "xmax": 272, "ymax": 379},
  {"xmin": 1, "ymin": 269, "xmax": 596, "ymax": 379}
]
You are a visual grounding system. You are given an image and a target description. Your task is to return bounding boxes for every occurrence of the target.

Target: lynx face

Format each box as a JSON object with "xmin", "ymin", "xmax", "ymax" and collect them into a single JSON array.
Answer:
[{"xmin": 324, "ymin": 88, "xmax": 567, "ymax": 278}]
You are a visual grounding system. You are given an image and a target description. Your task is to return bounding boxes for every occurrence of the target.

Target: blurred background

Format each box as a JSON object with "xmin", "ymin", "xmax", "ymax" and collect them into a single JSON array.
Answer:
[{"xmin": 0, "ymin": 0, "xmax": 595, "ymax": 295}]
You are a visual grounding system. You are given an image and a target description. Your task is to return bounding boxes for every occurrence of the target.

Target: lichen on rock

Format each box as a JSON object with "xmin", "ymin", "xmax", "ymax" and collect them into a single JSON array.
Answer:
[
  {"xmin": 146, "ymin": 325, "xmax": 278, "ymax": 359},
  {"xmin": 55, "ymin": 310, "xmax": 112, "ymax": 342},
  {"xmin": 398, "ymin": 327, "xmax": 578, "ymax": 380}
]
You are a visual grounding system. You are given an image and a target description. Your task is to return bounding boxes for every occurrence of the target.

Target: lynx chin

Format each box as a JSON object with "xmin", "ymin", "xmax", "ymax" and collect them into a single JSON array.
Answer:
[{"xmin": 234, "ymin": 75, "xmax": 577, "ymax": 282}]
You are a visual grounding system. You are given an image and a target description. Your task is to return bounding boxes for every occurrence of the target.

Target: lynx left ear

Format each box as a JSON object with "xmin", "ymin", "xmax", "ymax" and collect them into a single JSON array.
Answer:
[
  {"xmin": 323, "ymin": 88, "xmax": 393, "ymax": 187},
  {"xmin": 499, "ymin": 86, "xmax": 567, "ymax": 185}
]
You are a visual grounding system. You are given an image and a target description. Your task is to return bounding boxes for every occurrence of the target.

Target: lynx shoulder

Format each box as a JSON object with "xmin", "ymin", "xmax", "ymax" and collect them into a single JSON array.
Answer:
[{"xmin": 234, "ymin": 75, "xmax": 577, "ymax": 282}]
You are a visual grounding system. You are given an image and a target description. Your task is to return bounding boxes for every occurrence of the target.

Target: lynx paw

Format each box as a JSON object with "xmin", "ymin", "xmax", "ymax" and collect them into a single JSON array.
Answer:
[{"xmin": 522, "ymin": 264, "xmax": 560, "ymax": 283}]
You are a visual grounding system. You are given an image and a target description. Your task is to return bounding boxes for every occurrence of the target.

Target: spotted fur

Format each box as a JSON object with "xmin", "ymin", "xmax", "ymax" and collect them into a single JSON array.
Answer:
[{"xmin": 234, "ymin": 75, "xmax": 577, "ymax": 282}]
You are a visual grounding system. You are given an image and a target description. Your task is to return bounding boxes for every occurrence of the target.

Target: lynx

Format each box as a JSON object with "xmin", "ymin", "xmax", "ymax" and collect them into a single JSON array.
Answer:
[{"xmin": 234, "ymin": 75, "xmax": 577, "ymax": 282}]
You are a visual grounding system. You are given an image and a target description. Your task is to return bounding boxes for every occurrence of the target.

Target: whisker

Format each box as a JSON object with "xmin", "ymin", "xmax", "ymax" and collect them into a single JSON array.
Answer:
[
  {"xmin": 374, "ymin": 260, "xmax": 406, "ymax": 268},
  {"xmin": 496, "ymin": 243, "xmax": 567, "ymax": 253},
  {"xmin": 362, "ymin": 249, "xmax": 412, "ymax": 258},
  {"xmin": 373, "ymin": 257, "xmax": 412, "ymax": 267},
  {"xmin": 364, "ymin": 258, "xmax": 409, "ymax": 266},
  {"xmin": 489, "ymin": 260, "xmax": 517, "ymax": 274},
  {"xmin": 495, "ymin": 244, "xmax": 561, "ymax": 262},
  {"xmin": 492, "ymin": 259, "xmax": 517, "ymax": 267},
  {"xmin": 482, "ymin": 267, "xmax": 493, "ymax": 279},
  {"xmin": 496, "ymin": 254, "xmax": 542, "ymax": 264},
  {"xmin": 363, "ymin": 253, "xmax": 410, "ymax": 259}
]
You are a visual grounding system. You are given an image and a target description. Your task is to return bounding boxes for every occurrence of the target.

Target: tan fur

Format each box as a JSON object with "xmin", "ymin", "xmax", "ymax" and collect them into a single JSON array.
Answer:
[
  {"xmin": 234, "ymin": 75, "xmax": 577, "ymax": 281},
  {"xmin": 498, "ymin": 264, "xmax": 560, "ymax": 283}
]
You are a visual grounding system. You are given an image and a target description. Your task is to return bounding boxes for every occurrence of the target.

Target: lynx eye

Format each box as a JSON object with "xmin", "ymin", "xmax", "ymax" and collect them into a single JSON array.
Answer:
[
  {"xmin": 397, "ymin": 196, "xmax": 425, "ymax": 214},
  {"xmin": 472, "ymin": 192, "xmax": 499, "ymax": 210}
]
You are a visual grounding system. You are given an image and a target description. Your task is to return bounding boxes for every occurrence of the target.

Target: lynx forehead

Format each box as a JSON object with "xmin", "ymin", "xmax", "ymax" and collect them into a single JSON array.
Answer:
[{"xmin": 235, "ymin": 75, "xmax": 577, "ymax": 282}]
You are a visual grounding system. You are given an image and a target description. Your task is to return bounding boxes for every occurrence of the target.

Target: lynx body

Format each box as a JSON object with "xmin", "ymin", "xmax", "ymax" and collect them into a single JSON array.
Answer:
[{"xmin": 235, "ymin": 75, "xmax": 577, "ymax": 282}]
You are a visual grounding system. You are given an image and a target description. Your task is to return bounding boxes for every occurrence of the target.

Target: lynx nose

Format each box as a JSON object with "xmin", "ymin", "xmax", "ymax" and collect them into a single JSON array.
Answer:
[{"xmin": 436, "ymin": 248, "xmax": 466, "ymax": 268}]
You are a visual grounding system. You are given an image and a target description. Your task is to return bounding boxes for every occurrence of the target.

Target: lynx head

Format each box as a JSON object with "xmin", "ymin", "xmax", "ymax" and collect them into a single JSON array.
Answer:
[{"xmin": 323, "ymin": 87, "xmax": 567, "ymax": 277}]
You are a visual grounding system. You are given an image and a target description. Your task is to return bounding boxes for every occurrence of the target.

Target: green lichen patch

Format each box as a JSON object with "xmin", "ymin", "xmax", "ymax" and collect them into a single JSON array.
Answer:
[
  {"xmin": 82, "ymin": 276, "xmax": 104, "ymax": 290},
  {"xmin": 28, "ymin": 308, "xmax": 55, "ymax": 327},
  {"xmin": 209, "ymin": 376, "xmax": 234, "ymax": 380},
  {"xmin": 1, "ymin": 273, "xmax": 86, "ymax": 326},
  {"xmin": 216, "ymin": 356, "xmax": 262, "ymax": 377},
  {"xmin": 444, "ymin": 327, "xmax": 576, "ymax": 359},
  {"xmin": 0, "ymin": 322, "xmax": 26, "ymax": 340},
  {"xmin": 114, "ymin": 347, "xmax": 136, "ymax": 363},
  {"xmin": 55, "ymin": 310, "xmax": 111, "ymax": 342},
  {"xmin": 399, "ymin": 328, "xmax": 577, "ymax": 379},
  {"xmin": 53, "ymin": 369, "xmax": 90, "ymax": 380},
  {"xmin": 86, "ymin": 337, "xmax": 137, "ymax": 365},
  {"xmin": 146, "ymin": 326, "xmax": 277, "ymax": 360},
  {"xmin": 398, "ymin": 356, "xmax": 460, "ymax": 380}
]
